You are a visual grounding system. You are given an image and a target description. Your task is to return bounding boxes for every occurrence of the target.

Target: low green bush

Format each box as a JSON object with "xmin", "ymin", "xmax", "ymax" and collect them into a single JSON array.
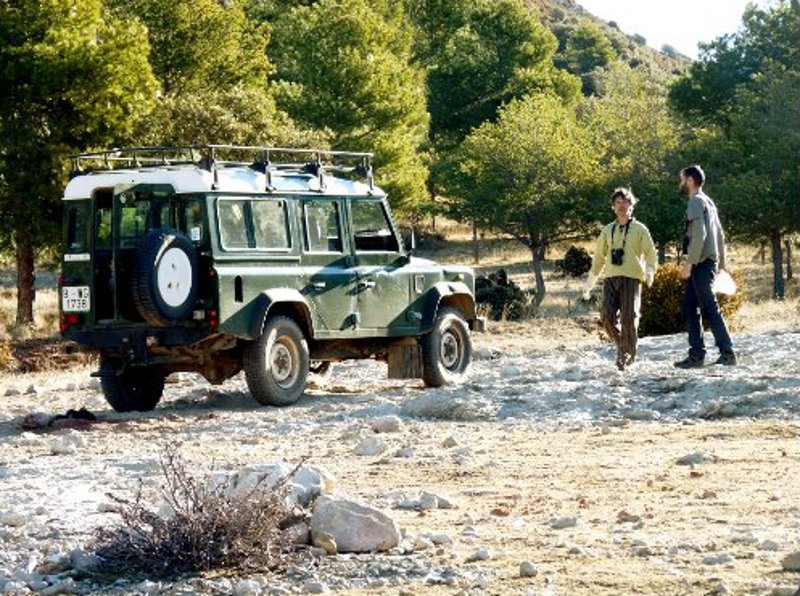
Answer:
[
  {"xmin": 639, "ymin": 263, "xmax": 744, "ymax": 337},
  {"xmin": 555, "ymin": 245, "xmax": 592, "ymax": 278}
]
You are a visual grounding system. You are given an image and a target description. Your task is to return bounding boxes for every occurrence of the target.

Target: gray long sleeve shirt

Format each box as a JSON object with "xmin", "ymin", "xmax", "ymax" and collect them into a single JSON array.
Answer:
[{"xmin": 685, "ymin": 190, "xmax": 727, "ymax": 270}]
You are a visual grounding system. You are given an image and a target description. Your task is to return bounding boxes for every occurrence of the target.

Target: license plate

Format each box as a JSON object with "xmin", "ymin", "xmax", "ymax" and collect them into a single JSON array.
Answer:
[{"xmin": 62, "ymin": 286, "xmax": 91, "ymax": 312}]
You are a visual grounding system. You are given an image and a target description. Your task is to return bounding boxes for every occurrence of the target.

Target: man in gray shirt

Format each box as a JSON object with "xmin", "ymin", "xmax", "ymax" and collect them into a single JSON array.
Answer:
[{"xmin": 674, "ymin": 165, "xmax": 737, "ymax": 368}]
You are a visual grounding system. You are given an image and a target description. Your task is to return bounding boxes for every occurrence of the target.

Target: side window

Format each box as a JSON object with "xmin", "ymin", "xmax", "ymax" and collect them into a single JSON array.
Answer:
[
  {"xmin": 182, "ymin": 198, "xmax": 205, "ymax": 244},
  {"xmin": 65, "ymin": 204, "xmax": 88, "ymax": 252},
  {"xmin": 252, "ymin": 200, "xmax": 290, "ymax": 250},
  {"xmin": 352, "ymin": 201, "xmax": 399, "ymax": 252},
  {"xmin": 218, "ymin": 199, "xmax": 249, "ymax": 249},
  {"xmin": 303, "ymin": 201, "xmax": 342, "ymax": 252}
]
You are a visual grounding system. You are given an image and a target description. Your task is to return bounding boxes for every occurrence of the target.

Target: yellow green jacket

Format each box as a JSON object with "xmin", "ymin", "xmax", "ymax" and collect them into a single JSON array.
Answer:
[{"xmin": 589, "ymin": 218, "xmax": 657, "ymax": 282}]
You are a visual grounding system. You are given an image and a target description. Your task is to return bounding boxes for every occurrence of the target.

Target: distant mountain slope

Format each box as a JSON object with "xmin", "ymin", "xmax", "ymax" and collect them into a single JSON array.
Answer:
[{"xmin": 526, "ymin": 0, "xmax": 691, "ymax": 75}]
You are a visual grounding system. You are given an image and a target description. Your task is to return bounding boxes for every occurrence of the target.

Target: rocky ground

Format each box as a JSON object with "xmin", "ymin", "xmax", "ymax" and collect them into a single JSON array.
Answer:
[{"xmin": 1, "ymin": 319, "xmax": 799, "ymax": 595}]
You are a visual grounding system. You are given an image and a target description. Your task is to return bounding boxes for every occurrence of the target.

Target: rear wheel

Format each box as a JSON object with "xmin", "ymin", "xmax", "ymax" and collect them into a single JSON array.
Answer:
[
  {"xmin": 244, "ymin": 316, "xmax": 309, "ymax": 406},
  {"xmin": 99, "ymin": 356, "xmax": 165, "ymax": 412},
  {"xmin": 421, "ymin": 306, "xmax": 472, "ymax": 387}
]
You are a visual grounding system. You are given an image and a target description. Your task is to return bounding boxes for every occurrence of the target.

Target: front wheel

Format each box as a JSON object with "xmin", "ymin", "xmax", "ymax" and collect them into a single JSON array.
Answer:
[
  {"xmin": 99, "ymin": 356, "xmax": 165, "ymax": 412},
  {"xmin": 421, "ymin": 306, "xmax": 473, "ymax": 387},
  {"xmin": 244, "ymin": 316, "xmax": 309, "ymax": 406}
]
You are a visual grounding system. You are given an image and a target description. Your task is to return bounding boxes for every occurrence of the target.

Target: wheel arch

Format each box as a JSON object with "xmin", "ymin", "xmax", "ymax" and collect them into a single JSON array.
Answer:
[
  {"xmin": 421, "ymin": 282, "xmax": 476, "ymax": 330},
  {"xmin": 247, "ymin": 289, "xmax": 314, "ymax": 340}
]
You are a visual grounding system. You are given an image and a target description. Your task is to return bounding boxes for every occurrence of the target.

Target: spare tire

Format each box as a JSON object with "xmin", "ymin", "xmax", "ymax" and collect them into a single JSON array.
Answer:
[{"xmin": 133, "ymin": 229, "xmax": 199, "ymax": 326}]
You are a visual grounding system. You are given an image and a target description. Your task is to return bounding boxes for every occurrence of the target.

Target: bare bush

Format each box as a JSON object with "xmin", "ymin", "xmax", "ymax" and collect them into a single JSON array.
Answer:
[{"xmin": 92, "ymin": 446, "xmax": 305, "ymax": 578}]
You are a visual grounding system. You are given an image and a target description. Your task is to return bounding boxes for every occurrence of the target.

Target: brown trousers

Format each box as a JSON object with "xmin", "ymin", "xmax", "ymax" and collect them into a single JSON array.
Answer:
[{"xmin": 601, "ymin": 276, "xmax": 642, "ymax": 361}]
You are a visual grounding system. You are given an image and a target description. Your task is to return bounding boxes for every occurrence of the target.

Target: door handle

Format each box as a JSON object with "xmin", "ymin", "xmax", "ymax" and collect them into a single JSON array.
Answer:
[
  {"xmin": 358, "ymin": 280, "xmax": 376, "ymax": 290},
  {"xmin": 312, "ymin": 281, "xmax": 326, "ymax": 290}
]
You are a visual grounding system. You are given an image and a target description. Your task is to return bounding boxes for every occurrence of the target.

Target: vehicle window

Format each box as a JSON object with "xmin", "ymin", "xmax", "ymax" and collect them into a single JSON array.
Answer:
[
  {"xmin": 304, "ymin": 201, "xmax": 342, "ymax": 252},
  {"xmin": 95, "ymin": 207, "xmax": 112, "ymax": 249},
  {"xmin": 119, "ymin": 199, "xmax": 150, "ymax": 248},
  {"xmin": 252, "ymin": 200, "xmax": 290, "ymax": 250},
  {"xmin": 218, "ymin": 199, "xmax": 250, "ymax": 249},
  {"xmin": 182, "ymin": 198, "xmax": 205, "ymax": 244},
  {"xmin": 65, "ymin": 205, "xmax": 88, "ymax": 252},
  {"xmin": 352, "ymin": 201, "xmax": 399, "ymax": 252}
]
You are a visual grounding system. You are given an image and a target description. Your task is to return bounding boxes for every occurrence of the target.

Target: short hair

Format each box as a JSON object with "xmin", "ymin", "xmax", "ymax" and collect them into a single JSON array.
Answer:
[
  {"xmin": 681, "ymin": 165, "xmax": 705, "ymax": 186},
  {"xmin": 611, "ymin": 187, "xmax": 637, "ymax": 206}
]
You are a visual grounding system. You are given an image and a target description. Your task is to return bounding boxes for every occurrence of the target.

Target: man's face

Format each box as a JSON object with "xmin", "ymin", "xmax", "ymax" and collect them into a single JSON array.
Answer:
[
  {"xmin": 679, "ymin": 173, "xmax": 691, "ymax": 195},
  {"xmin": 613, "ymin": 196, "xmax": 633, "ymax": 218}
]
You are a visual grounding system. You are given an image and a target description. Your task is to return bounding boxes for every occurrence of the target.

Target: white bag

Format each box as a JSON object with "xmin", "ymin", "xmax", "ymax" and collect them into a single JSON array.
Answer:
[{"xmin": 712, "ymin": 270, "xmax": 736, "ymax": 295}]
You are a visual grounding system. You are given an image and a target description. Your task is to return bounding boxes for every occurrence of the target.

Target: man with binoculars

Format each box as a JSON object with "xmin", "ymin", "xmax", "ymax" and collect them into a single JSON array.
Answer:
[{"xmin": 583, "ymin": 188, "xmax": 657, "ymax": 370}]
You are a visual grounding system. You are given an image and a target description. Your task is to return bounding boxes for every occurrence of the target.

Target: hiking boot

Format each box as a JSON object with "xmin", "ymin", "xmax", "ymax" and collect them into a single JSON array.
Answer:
[
  {"xmin": 674, "ymin": 355, "xmax": 705, "ymax": 369},
  {"xmin": 715, "ymin": 351, "xmax": 737, "ymax": 366}
]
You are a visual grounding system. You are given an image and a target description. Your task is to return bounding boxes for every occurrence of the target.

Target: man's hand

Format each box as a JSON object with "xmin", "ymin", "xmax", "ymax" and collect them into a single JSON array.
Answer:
[
  {"xmin": 681, "ymin": 262, "xmax": 692, "ymax": 280},
  {"xmin": 581, "ymin": 273, "xmax": 597, "ymax": 301}
]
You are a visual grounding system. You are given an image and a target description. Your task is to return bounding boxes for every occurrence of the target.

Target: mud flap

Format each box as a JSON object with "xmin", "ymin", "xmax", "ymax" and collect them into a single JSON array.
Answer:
[{"xmin": 387, "ymin": 338, "xmax": 422, "ymax": 379}]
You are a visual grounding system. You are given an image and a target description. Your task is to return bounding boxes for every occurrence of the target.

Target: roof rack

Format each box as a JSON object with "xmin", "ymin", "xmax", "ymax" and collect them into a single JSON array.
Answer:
[{"xmin": 69, "ymin": 144, "xmax": 375, "ymax": 192}]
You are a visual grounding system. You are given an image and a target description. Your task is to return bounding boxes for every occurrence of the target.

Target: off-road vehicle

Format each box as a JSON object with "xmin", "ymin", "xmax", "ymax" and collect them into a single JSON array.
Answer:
[{"xmin": 59, "ymin": 145, "xmax": 483, "ymax": 412}]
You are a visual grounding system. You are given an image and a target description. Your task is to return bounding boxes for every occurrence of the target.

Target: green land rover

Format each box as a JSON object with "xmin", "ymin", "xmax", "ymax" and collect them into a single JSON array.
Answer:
[{"xmin": 59, "ymin": 145, "xmax": 483, "ymax": 412}]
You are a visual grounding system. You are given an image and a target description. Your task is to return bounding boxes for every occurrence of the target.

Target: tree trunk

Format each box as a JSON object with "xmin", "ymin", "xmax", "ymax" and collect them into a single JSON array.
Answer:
[
  {"xmin": 15, "ymin": 232, "xmax": 36, "ymax": 325},
  {"xmin": 657, "ymin": 243, "xmax": 666, "ymax": 265},
  {"xmin": 530, "ymin": 244, "xmax": 546, "ymax": 309},
  {"xmin": 771, "ymin": 230, "xmax": 785, "ymax": 299},
  {"xmin": 472, "ymin": 219, "xmax": 479, "ymax": 265},
  {"xmin": 785, "ymin": 239, "xmax": 793, "ymax": 281}
]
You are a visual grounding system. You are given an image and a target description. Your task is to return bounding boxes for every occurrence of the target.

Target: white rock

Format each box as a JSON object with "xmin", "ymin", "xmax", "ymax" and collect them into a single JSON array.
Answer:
[
  {"xmin": 310, "ymin": 496, "xmax": 400, "ymax": 553},
  {"xmin": 371, "ymin": 415, "xmax": 402, "ymax": 433},
  {"xmin": 233, "ymin": 578, "xmax": 265, "ymax": 596},
  {"xmin": 519, "ymin": 560, "xmax": 538, "ymax": 577},
  {"xmin": 467, "ymin": 547, "xmax": 491, "ymax": 562},
  {"xmin": 353, "ymin": 436, "xmax": 388, "ymax": 457},
  {"xmin": 702, "ymin": 553, "xmax": 733, "ymax": 565},
  {"xmin": 781, "ymin": 551, "xmax": 800, "ymax": 571},
  {"xmin": 0, "ymin": 511, "xmax": 27, "ymax": 527},
  {"xmin": 549, "ymin": 516, "xmax": 578, "ymax": 529}
]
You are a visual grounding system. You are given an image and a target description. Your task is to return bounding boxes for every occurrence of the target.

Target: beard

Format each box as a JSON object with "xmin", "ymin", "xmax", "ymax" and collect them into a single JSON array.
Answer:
[{"xmin": 679, "ymin": 180, "xmax": 689, "ymax": 195}]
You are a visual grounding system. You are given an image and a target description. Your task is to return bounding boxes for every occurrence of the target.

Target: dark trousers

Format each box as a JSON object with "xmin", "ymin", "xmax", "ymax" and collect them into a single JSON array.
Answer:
[
  {"xmin": 681, "ymin": 259, "xmax": 733, "ymax": 359},
  {"xmin": 601, "ymin": 276, "xmax": 641, "ymax": 361}
]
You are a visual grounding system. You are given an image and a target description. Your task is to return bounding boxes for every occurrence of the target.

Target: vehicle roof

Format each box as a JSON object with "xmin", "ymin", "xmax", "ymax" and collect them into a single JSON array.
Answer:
[{"xmin": 63, "ymin": 165, "xmax": 385, "ymax": 200}]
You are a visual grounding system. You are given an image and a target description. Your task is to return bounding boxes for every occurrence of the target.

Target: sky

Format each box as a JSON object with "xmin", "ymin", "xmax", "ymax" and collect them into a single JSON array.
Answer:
[{"xmin": 575, "ymin": 0, "xmax": 772, "ymax": 59}]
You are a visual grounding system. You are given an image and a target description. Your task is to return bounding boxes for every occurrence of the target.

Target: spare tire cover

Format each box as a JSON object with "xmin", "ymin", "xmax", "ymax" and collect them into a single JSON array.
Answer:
[{"xmin": 133, "ymin": 229, "xmax": 200, "ymax": 326}]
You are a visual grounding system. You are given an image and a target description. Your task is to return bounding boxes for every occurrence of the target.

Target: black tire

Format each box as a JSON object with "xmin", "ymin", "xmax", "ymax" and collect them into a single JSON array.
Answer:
[
  {"xmin": 421, "ymin": 306, "xmax": 473, "ymax": 387},
  {"xmin": 244, "ymin": 316, "xmax": 309, "ymax": 406},
  {"xmin": 99, "ymin": 356, "xmax": 165, "ymax": 412},
  {"xmin": 133, "ymin": 229, "xmax": 199, "ymax": 326}
]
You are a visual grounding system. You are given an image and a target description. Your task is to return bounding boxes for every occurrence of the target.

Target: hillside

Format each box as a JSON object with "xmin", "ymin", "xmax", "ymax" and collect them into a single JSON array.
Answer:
[{"xmin": 527, "ymin": 0, "xmax": 691, "ymax": 75}]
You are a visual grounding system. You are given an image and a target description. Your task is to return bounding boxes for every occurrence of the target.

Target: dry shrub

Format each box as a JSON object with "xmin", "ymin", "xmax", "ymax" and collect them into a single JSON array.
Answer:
[
  {"xmin": 640, "ymin": 263, "xmax": 745, "ymax": 337},
  {"xmin": 92, "ymin": 446, "xmax": 304, "ymax": 578}
]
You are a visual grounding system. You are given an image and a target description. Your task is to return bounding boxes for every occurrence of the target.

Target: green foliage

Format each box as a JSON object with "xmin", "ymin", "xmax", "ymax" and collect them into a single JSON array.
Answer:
[
  {"xmin": 268, "ymin": 0, "xmax": 430, "ymax": 213},
  {"xmin": 556, "ymin": 246, "xmax": 592, "ymax": 278},
  {"xmin": 475, "ymin": 269, "xmax": 530, "ymax": 320},
  {"xmin": 109, "ymin": 0, "xmax": 269, "ymax": 95},
  {"xmin": 580, "ymin": 64, "xmax": 685, "ymax": 249},
  {"xmin": 640, "ymin": 263, "xmax": 745, "ymax": 337},
  {"xmin": 668, "ymin": 1, "xmax": 799, "ymax": 125},
  {"xmin": 447, "ymin": 92, "xmax": 604, "ymax": 304},
  {"xmin": 667, "ymin": 1, "xmax": 800, "ymax": 297},
  {"xmin": 557, "ymin": 19, "xmax": 617, "ymax": 95},
  {"xmin": 410, "ymin": 0, "xmax": 580, "ymax": 144},
  {"xmin": 0, "ymin": 0, "xmax": 158, "ymax": 322}
]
